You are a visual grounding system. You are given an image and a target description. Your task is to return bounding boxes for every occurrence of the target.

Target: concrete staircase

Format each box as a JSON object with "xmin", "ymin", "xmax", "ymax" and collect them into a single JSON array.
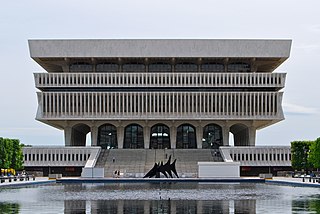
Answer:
[{"xmin": 94, "ymin": 149, "xmax": 223, "ymax": 178}]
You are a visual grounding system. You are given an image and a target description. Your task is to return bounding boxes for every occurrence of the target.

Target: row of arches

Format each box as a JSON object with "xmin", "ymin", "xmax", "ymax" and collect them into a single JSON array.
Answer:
[
  {"xmin": 69, "ymin": 62, "xmax": 251, "ymax": 73},
  {"xmin": 71, "ymin": 123, "xmax": 248, "ymax": 149}
]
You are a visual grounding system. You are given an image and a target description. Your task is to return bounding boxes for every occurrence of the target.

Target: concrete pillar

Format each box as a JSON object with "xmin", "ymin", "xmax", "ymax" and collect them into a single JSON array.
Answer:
[
  {"xmin": 170, "ymin": 200, "xmax": 176, "ymax": 214},
  {"xmin": 143, "ymin": 201, "xmax": 150, "ymax": 214},
  {"xmin": 91, "ymin": 126, "xmax": 98, "ymax": 146},
  {"xmin": 248, "ymin": 126, "xmax": 256, "ymax": 146},
  {"xmin": 197, "ymin": 201, "xmax": 203, "ymax": 214},
  {"xmin": 117, "ymin": 126, "xmax": 124, "ymax": 149},
  {"xmin": 117, "ymin": 200, "xmax": 124, "ymax": 214},
  {"xmin": 222, "ymin": 125, "xmax": 230, "ymax": 146},
  {"xmin": 196, "ymin": 126, "xmax": 203, "ymax": 149},
  {"xmin": 144, "ymin": 126, "xmax": 150, "ymax": 149},
  {"xmin": 170, "ymin": 126, "xmax": 177, "ymax": 149},
  {"xmin": 64, "ymin": 126, "xmax": 72, "ymax": 146}
]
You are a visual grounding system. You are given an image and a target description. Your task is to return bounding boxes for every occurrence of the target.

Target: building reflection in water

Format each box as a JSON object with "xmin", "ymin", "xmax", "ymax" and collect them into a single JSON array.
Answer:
[{"xmin": 64, "ymin": 199, "xmax": 256, "ymax": 214}]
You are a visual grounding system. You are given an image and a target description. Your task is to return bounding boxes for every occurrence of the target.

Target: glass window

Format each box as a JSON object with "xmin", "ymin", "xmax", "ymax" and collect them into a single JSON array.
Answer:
[
  {"xmin": 98, "ymin": 124, "xmax": 118, "ymax": 149},
  {"xmin": 96, "ymin": 63, "xmax": 119, "ymax": 72},
  {"xmin": 150, "ymin": 124, "xmax": 170, "ymax": 149},
  {"xmin": 176, "ymin": 124, "xmax": 196, "ymax": 149},
  {"xmin": 149, "ymin": 63, "xmax": 172, "ymax": 72},
  {"xmin": 122, "ymin": 63, "xmax": 145, "ymax": 72},
  {"xmin": 202, "ymin": 124, "xmax": 223, "ymax": 149},
  {"xmin": 124, "ymin": 124, "xmax": 144, "ymax": 149},
  {"xmin": 227, "ymin": 62, "xmax": 251, "ymax": 72},
  {"xmin": 175, "ymin": 63, "xmax": 198, "ymax": 72},
  {"xmin": 201, "ymin": 63, "xmax": 224, "ymax": 72},
  {"xmin": 70, "ymin": 63, "xmax": 93, "ymax": 72}
]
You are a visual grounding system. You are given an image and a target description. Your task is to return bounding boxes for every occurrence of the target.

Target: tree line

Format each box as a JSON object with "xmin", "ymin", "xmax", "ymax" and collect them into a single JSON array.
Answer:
[
  {"xmin": 291, "ymin": 137, "xmax": 320, "ymax": 172},
  {"xmin": 0, "ymin": 137, "xmax": 24, "ymax": 170}
]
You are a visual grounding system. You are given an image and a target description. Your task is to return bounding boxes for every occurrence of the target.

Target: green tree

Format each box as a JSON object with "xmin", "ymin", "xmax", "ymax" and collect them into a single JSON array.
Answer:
[
  {"xmin": 0, "ymin": 137, "xmax": 24, "ymax": 170},
  {"xmin": 291, "ymin": 141, "xmax": 313, "ymax": 171},
  {"xmin": 308, "ymin": 137, "xmax": 320, "ymax": 170},
  {"xmin": 10, "ymin": 139, "xmax": 24, "ymax": 170}
]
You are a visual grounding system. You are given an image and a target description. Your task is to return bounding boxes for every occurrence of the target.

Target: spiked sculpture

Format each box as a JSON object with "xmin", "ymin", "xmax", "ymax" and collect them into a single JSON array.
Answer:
[{"xmin": 144, "ymin": 155, "xmax": 179, "ymax": 178}]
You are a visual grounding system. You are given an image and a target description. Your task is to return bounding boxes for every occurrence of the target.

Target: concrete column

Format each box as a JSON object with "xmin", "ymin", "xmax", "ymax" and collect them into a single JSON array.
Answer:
[
  {"xmin": 196, "ymin": 126, "xmax": 203, "ymax": 149},
  {"xmin": 143, "ymin": 201, "xmax": 150, "ymax": 214},
  {"xmin": 117, "ymin": 200, "xmax": 124, "ymax": 214},
  {"xmin": 170, "ymin": 126, "xmax": 177, "ymax": 149},
  {"xmin": 222, "ymin": 125, "xmax": 230, "ymax": 146},
  {"xmin": 144, "ymin": 126, "xmax": 150, "ymax": 149},
  {"xmin": 170, "ymin": 200, "xmax": 176, "ymax": 214},
  {"xmin": 117, "ymin": 126, "xmax": 124, "ymax": 149},
  {"xmin": 91, "ymin": 126, "xmax": 98, "ymax": 146},
  {"xmin": 248, "ymin": 126, "xmax": 256, "ymax": 146},
  {"xmin": 64, "ymin": 126, "xmax": 72, "ymax": 146},
  {"xmin": 197, "ymin": 201, "xmax": 203, "ymax": 214}
]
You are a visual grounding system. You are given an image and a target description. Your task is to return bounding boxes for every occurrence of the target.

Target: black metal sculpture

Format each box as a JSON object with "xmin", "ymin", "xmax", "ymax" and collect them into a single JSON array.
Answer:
[{"xmin": 144, "ymin": 155, "xmax": 179, "ymax": 178}]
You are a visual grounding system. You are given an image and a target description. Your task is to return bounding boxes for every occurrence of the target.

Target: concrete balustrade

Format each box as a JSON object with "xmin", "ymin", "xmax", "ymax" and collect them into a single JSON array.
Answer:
[
  {"xmin": 220, "ymin": 146, "xmax": 291, "ymax": 166},
  {"xmin": 23, "ymin": 147, "xmax": 101, "ymax": 167},
  {"xmin": 34, "ymin": 72, "xmax": 286, "ymax": 89}
]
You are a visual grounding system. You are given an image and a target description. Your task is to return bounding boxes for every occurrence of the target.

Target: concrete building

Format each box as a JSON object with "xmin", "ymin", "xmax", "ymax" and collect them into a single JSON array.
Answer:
[{"xmin": 29, "ymin": 39, "xmax": 291, "ymax": 149}]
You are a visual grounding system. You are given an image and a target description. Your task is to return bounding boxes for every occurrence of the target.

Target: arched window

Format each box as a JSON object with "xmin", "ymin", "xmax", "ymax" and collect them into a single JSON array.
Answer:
[
  {"xmin": 70, "ymin": 63, "xmax": 93, "ymax": 72},
  {"xmin": 71, "ymin": 124, "xmax": 91, "ymax": 146},
  {"xmin": 150, "ymin": 124, "xmax": 170, "ymax": 149},
  {"xmin": 98, "ymin": 124, "xmax": 117, "ymax": 149},
  {"xmin": 176, "ymin": 124, "xmax": 196, "ymax": 149},
  {"xmin": 175, "ymin": 63, "xmax": 198, "ymax": 72},
  {"xmin": 202, "ymin": 124, "xmax": 223, "ymax": 149},
  {"xmin": 124, "ymin": 124, "xmax": 144, "ymax": 149},
  {"xmin": 230, "ymin": 123, "xmax": 249, "ymax": 146},
  {"xmin": 148, "ymin": 63, "xmax": 172, "ymax": 72},
  {"xmin": 122, "ymin": 63, "xmax": 145, "ymax": 72},
  {"xmin": 201, "ymin": 63, "xmax": 224, "ymax": 72},
  {"xmin": 96, "ymin": 63, "xmax": 119, "ymax": 72},
  {"xmin": 227, "ymin": 62, "xmax": 251, "ymax": 72}
]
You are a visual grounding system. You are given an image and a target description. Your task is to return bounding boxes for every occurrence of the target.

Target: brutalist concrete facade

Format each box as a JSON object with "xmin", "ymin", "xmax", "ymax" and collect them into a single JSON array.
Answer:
[{"xmin": 29, "ymin": 39, "xmax": 291, "ymax": 148}]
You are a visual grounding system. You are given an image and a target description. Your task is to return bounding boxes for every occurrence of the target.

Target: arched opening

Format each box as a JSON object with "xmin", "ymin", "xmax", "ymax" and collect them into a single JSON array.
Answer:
[
  {"xmin": 202, "ymin": 124, "xmax": 223, "ymax": 149},
  {"xmin": 122, "ymin": 63, "xmax": 145, "ymax": 72},
  {"xmin": 201, "ymin": 63, "xmax": 224, "ymax": 72},
  {"xmin": 69, "ymin": 62, "xmax": 93, "ymax": 72},
  {"xmin": 176, "ymin": 124, "xmax": 196, "ymax": 149},
  {"xmin": 148, "ymin": 63, "xmax": 172, "ymax": 72},
  {"xmin": 71, "ymin": 124, "xmax": 91, "ymax": 146},
  {"xmin": 175, "ymin": 63, "xmax": 198, "ymax": 72},
  {"xmin": 227, "ymin": 62, "xmax": 251, "ymax": 72},
  {"xmin": 124, "ymin": 124, "xmax": 144, "ymax": 149},
  {"xmin": 96, "ymin": 63, "xmax": 119, "ymax": 72},
  {"xmin": 230, "ymin": 124, "xmax": 249, "ymax": 146},
  {"xmin": 98, "ymin": 124, "xmax": 118, "ymax": 149},
  {"xmin": 150, "ymin": 124, "xmax": 170, "ymax": 149}
]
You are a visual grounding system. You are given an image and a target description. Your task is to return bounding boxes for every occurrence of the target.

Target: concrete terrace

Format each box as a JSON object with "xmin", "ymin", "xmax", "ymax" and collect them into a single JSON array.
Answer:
[{"xmin": 94, "ymin": 149, "xmax": 221, "ymax": 178}]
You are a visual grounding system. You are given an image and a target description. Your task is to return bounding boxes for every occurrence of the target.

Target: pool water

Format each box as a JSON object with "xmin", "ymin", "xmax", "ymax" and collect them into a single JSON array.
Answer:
[{"xmin": 0, "ymin": 182, "xmax": 319, "ymax": 213}]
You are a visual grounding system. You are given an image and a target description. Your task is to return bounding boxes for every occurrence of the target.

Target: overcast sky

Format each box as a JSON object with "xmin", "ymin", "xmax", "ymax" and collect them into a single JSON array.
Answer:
[{"xmin": 0, "ymin": 0, "xmax": 319, "ymax": 146}]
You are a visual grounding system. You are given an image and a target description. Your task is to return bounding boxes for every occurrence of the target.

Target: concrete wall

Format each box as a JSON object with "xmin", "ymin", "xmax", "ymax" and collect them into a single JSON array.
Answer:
[{"xmin": 198, "ymin": 162, "xmax": 240, "ymax": 178}]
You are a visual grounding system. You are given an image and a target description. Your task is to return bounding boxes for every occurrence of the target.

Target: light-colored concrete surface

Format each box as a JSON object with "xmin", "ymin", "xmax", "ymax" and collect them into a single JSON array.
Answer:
[
  {"xmin": 29, "ymin": 39, "xmax": 292, "ymax": 58},
  {"xmin": 267, "ymin": 176, "xmax": 320, "ymax": 188},
  {"xmin": 0, "ymin": 177, "xmax": 54, "ymax": 188}
]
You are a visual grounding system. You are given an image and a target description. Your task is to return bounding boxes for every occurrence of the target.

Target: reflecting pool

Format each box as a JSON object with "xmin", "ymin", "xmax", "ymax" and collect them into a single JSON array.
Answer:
[{"xmin": 0, "ymin": 182, "xmax": 319, "ymax": 213}]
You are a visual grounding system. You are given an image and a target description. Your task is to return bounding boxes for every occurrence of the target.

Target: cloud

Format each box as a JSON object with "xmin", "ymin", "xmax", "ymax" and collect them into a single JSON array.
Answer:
[{"xmin": 283, "ymin": 102, "xmax": 319, "ymax": 115}]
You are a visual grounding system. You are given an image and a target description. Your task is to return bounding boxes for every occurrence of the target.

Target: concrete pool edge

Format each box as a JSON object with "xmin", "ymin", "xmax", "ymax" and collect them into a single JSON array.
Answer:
[
  {"xmin": 56, "ymin": 177, "xmax": 265, "ymax": 184},
  {"xmin": 266, "ymin": 179, "xmax": 320, "ymax": 188}
]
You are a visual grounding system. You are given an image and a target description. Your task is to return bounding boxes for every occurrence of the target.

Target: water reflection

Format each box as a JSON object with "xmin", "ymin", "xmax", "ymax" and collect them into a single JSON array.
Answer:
[
  {"xmin": 67, "ymin": 200, "xmax": 254, "ymax": 214},
  {"xmin": 0, "ymin": 183, "xmax": 320, "ymax": 214}
]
